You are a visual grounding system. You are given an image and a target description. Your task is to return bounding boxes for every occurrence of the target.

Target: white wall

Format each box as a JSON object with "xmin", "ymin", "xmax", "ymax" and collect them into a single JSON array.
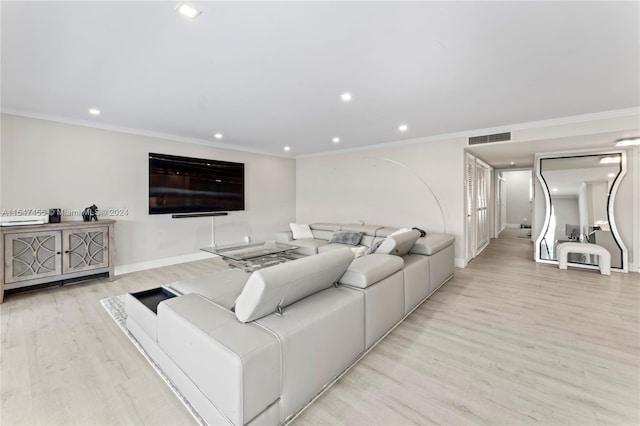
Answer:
[
  {"xmin": 296, "ymin": 137, "xmax": 467, "ymax": 266},
  {"xmin": 503, "ymin": 170, "xmax": 532, "ymax": 226},
  {"xmin": 550, "ymin": 196, "xmax": 580, "ymax": 242},
  {"xmin": 0, "ymin": 114, "xmax": 296, "ymax": 271}
]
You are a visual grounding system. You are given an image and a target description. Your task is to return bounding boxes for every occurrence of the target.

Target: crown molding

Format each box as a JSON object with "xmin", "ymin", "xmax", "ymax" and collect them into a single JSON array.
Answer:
[
  {"xmin": 0, "ymin": 109, "xmax": 295, "ymax": 160},
  {"xmin": 2, "ymin": 107, "xmax": 637, "ymax": 161},
  {"xmin": 297, "ymin": 107, "xmax": 640, "ymax": 159}
]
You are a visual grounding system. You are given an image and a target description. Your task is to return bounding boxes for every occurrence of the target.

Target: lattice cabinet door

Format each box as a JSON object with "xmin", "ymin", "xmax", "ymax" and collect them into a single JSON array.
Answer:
[
  {"xmin": 4, "ymin": 231, "xmax": 62, "ymax": 284},
  {"xmin": 62, "ymin": 227, "xmax": 109, "ymax": 273}
]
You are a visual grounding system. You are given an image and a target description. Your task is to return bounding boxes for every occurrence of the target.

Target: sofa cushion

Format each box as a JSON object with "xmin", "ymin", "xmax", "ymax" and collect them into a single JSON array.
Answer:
[
  {"xmin": 291, "ymin": 238, "xmax": 328, "ymax": 256},
  {"xmin": 289, "ymin": 223, "xmax": 314, "ymax": 239},
  {"xmin": 328, "ymin": 230, "xmax": 363, "ymax": 246},
  {"xmin": 158, "ymin": 294, "xmax": 281, "ymax": 426},
  {"xmin": 411, "ymin": 233, "xmax": 456, "ymax": 256},
  {"xmin": 234, "ymin": 248, "xmax": 355, "ymax": 323},
  {"xmin": 318, "ymin": 243, "xmax": 367, "ymax": 258},
  {"xmin": 310, "ymin": 223, "xmax": 342, "ymax": 231},
  {"xmin": 375, "ymin": 227, "xmax": 399, "ymax": 237},
  {"xmin": 340, "ymin": 224, "xmax": 384, "ymax": 236},
  {"xmin": 375, "ymin": 230, "xmax": 421, "ymax": 256},
  {"xmin": 311, "ymin": 229, "xmax": 334, "ymax": 240},
  {"xmin": 339, "ymin": 254, "xmax": 404, "ymax": 289},
  {"xmin": 168, "ymin": 269, "xmax": 250, "ymax": 310}
]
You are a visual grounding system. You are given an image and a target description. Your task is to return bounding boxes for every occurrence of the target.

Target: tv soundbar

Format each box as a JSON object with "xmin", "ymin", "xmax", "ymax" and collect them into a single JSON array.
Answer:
[{"xmin": 171, "ymin": 212, "xmax": 229, "ymax": 218}]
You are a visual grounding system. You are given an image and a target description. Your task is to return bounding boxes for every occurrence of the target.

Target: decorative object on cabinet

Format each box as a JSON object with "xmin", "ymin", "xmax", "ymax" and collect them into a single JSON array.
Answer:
[
  {"xmin": 49, "ymin": 208, "xmax": 61, "ymax": 223},
  {"xmin": 0, "ymin": 220, "xmax": 115, "ymax": 302},
  {"xmin": 82, "ymin": 204, "xmax": 99, "ymax": 221}
]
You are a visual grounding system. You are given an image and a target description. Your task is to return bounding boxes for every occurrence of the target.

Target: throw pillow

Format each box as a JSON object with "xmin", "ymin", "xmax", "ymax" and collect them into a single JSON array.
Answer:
[
  {"xmin": 329, "ymin": 230, "xmax": 363, "ymax": 246},
  {"xmin": 351, "ymin": 246, "xmax": 368, "ymax": 258},
  {"xmin": 289, "ymin": 223, "xmax": 314, "ymax": 240},
  {"xmin": 375, "ymin": 229, "xmax": 421, "ymax": 256},
  {"xmin": 388, "ymin": 227, "xmax": 412, "ymax": 237}
]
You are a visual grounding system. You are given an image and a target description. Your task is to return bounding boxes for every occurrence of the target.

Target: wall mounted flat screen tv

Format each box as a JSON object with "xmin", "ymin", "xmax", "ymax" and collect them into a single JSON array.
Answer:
[{"xmin": 149, "ymin": 153, "xmax": 245, "ymax": 215}]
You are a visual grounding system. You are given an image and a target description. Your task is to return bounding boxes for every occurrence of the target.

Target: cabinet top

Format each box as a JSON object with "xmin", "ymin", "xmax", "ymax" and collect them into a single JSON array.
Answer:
[{"xmin": 0, "ymin": 219, "xmax": 115, "ymax": 234}]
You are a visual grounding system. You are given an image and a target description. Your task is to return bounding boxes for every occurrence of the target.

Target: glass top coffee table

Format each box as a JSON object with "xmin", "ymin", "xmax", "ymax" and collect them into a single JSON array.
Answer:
[{"xmin": 201, "ymin": 241, "xmax": 300, "ymax": 272}]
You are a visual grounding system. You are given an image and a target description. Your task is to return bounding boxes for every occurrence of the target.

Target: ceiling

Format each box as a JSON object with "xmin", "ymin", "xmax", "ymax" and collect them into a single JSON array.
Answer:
[{"xmin": 2, "ymin": 1, "xmax": 639, "ymax": 158}]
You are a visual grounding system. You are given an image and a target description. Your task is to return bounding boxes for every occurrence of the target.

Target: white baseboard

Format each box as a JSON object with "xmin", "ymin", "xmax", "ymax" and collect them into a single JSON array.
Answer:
[{"xmin": 114, "ymin": 252, "xmax": 216, "ymax": 276}]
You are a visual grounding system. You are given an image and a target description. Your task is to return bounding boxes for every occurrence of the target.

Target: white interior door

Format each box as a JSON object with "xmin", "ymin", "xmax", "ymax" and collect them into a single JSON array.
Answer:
[
  {"xmin": 499, "ymin": 176, "xmax": 507, "ymax": 232},
  {"xmin": 465, "ymin": 153, "xmax": 476, "ymax": 264},
  {"xmin": 475, "ymin": 159, "xmax": 491, "ymax": 254}
]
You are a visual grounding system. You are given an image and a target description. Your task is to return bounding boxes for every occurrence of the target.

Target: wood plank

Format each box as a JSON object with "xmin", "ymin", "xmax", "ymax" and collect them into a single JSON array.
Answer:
[{"xmin": 0, "ymin": 237, "xmax": 638, "ymax": 425}]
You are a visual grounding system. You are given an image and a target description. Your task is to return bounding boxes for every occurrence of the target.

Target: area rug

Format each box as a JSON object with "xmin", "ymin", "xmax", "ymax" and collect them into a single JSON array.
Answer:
[{"xmin": 100, "ymin": 295, "xmax": 206, "ymax": 425}]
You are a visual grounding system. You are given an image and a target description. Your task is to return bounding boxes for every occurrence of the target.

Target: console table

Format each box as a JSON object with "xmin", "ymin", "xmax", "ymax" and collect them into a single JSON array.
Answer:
[{"xmin": 0, "ymin": 220, "xmax": 115, "ymax": 303}]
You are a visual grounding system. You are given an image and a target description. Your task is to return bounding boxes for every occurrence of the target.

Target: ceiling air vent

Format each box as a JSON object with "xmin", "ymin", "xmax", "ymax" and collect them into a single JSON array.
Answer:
[{"xmin": 468, "ymin": 132, "xmax": 511, "ymax": 145}]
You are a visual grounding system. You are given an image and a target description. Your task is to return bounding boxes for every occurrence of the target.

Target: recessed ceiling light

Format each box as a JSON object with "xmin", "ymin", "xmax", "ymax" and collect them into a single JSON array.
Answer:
[
  {"xmin": 332, "ymin": 137, "xmax": 340, "ymax": 143},
  {"xmin": 340, "ymin": 92, "xmax": 352, "ymax": 102},
  {"xmin": 608, "ymin": 173, "xmax": 616, "ymax": 178},
  {"xmin": 398, "ymin": 124, "xmax": 408, "ymax": 132},
  {"xmin": 214, "ymin": 133, "xmax": 223, "ymax": 139},
  {"xmin": 599, "ymin": 156, "xmax": 621, "ymax": 164},
  {"xmin": 284, "ymin": 146, "xmax": 291, "ymax": 152},
  {"xmin": 552, "ymin": 188, "xmax": 558, "ymax": 192},
  {"xmin": 614, "ymin": 137, "xmax": 640, "ymax": 147},
  {"xmin": 509, "ymin": 161, "xmax": 515, "ymax": 166},
  {"xmin": 89, "ymin": 108, "xmax": 100, "ymax": 116},
  {"xmin": 176, "ymin": 1, "xmax": 202, "ymax": 20}
]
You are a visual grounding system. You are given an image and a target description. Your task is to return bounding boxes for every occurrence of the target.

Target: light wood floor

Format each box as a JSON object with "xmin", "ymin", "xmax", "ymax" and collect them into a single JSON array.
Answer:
[{"xmin": 1, "ymin": 238, "xmax": 638, "ymax": 425}]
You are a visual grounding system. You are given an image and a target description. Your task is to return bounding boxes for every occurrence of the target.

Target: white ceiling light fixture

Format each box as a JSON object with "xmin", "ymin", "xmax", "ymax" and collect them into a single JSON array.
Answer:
[
  {"xmin": 552, "ymin": 188, "xmax": 558, "ymax": 192},
  {"xmin": 599, "ymin": 156, "xmax": 621, "ymax": 164},
  {"xmin": 284, "ymin": 146, "xmax": 291, "ymax": 152},
  {"xmin": 214, "ymin": 133, "xmax": 223, "ymax": 139},
  {"xmin": 614, "ymin": 137, "xmax": 640, "ymax": 147},
  {"xmin": 340, "ymin": 92, "xmax": 352, "ymax": 102},
  {"xmin": 608, "ymin": 173, "xmax": 616, "ymax": 178},
  {"xmin": 88, "ymin": 108, "xmax": 100, "ymax": 116},
  {"xmin": 176, "ymin": 1, "xmax": 202, "ymax": 20},
  {"xmin": 332, "ymin": 137, "xmax": 340, "ymax": 143},
  {"xmin": 398, "ymin": 124, "xmax": 408, "ymax": 132}
]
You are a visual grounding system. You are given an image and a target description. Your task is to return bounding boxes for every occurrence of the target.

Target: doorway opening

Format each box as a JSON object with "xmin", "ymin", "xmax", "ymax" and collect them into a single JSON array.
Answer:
[{"xmin": 496, "ymin": 169, "xmax": 533, "ymax": 240}]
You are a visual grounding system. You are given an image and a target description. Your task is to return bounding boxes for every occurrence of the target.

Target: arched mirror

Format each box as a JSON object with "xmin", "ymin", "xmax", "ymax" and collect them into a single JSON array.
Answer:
[{"xmin": 536, "ymin": 151, "xmax": 627, "ymax": 271}]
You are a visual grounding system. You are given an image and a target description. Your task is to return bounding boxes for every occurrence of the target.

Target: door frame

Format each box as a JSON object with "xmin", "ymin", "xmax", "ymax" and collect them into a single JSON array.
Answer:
[{"xmin": 465, "ymin": 153, "xmax": 494, "ymax": 265}]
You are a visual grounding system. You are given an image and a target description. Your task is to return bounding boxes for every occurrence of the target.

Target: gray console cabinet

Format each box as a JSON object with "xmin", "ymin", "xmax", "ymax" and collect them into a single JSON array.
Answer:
[{"xmin": 1, "ymin": 220, "xmax": 115, "ymax": 303}]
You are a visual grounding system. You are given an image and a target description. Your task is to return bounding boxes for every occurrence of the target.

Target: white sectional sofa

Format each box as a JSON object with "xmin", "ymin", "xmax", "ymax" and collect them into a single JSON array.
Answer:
[
  {"xmin": 277, "ymin": 223, "xmax": 455, "ymax": 306},
  {"xmin": 125, "ymin": 224, "xmax": 455, "ymax": 425}
]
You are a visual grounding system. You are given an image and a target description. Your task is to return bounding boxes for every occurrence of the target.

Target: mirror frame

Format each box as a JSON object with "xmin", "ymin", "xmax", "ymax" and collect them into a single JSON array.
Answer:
[{"xmin": 535, "ymin": 149, "xmax": 628, "ymax": 272}]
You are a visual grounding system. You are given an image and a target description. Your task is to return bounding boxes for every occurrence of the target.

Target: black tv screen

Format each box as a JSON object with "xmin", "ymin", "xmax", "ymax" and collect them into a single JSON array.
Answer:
[{"xmin": 149, "ymin": 153, "xmax": 244, "ymax": 215}]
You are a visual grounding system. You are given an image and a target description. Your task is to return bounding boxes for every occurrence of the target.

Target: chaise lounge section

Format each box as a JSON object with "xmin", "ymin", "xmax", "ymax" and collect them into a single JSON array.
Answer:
[{"xmin": 125, "ymin": 225, "xmax": 455, "ymax": 425}]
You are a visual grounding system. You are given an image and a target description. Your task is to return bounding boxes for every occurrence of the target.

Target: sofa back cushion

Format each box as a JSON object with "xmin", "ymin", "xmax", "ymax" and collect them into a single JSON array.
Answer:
[
  {"xmin": 375, "ymin": 230, "xmax": 421, "ymax": 256},
  {"xmin": 309, "ymin": 223, "xmax": 342, "ymax": 241},
  {"xmin": 235, "ymin": 248, "xmax": 355, "ymax": 323}
]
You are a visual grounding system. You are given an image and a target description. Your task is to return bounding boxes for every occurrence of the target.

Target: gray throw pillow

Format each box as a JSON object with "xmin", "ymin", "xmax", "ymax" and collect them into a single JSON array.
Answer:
[{"xmin": 329, "ymin": 231, "xmax": 363, "ymax": 246}]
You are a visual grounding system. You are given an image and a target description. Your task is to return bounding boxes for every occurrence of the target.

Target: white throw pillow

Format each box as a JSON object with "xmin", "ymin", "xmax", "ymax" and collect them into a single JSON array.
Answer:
[
  {"xmin": 375, "ymin": 229, "xmax": 421, "ymax": 256},
  {"xmin": 289, "ymin": 223, "xmax": 314, "ymax": 239},
  {"xmin": 351, "ymin": 246, "xmax": 368, "ymax": 258},
  {"xmin": 388, "ymin": 227, "xmax": 412, "ymax": 237}
]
